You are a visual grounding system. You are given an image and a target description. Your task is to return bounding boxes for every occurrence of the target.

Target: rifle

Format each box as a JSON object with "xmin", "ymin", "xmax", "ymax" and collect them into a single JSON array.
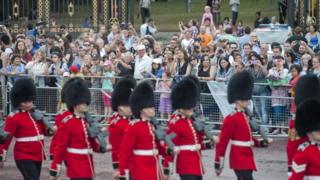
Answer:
[
  {"xmin": 0, "ymin": 120, "xmax": 8, "ymax": 144},
  {"xmin": 245, "ymin": 107, "xmax": 269, "ymax": 147},
  {"xmin": 85, "ymin": 112, "xmax": 108, "ymax": 153},
  {"xmin": 31, "ymin": 109, "xmax": 55, "ymax": 134},
  {"xmin": 192, "ymin": 104, "xmax": 217, "ymax": 147}
]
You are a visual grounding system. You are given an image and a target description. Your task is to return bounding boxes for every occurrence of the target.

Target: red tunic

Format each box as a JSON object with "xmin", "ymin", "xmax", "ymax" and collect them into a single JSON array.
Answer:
[
  {"xmin": 50, "ymin": 112, "xmax": 101, "ymax": 178},
  {"xmin": 287, "ymin": 119, "xmax": 308, "ymax": 172},
  {"xmin": 166, "ymin": 114, "xmax": 205, "ymax": 176},
  {"xmin": 49, "ymin": 110, "xmax": 72, "ymax": 158},
  {"xmin": 0, "ymin": 111, "xmax": 47, "ymax": 161},
  {"xmin": 215, "ymin": 111, "xmax": 258, "ymax": 170},
  {"xmin": 290, "ymin": 142, "xmax": 320, "ymax": 180},
  {"xmin": 119, "ymin": 119, "xmax": 165, "ymax": 180},
  {"xmin": 108, "ymin": 113, "xmax": 130, "ymax": 168}
]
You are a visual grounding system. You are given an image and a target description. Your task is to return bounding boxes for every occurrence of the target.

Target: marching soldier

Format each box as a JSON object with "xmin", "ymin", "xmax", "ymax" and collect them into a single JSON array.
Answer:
[
  {"xmin": 290, "ymin": 99, "xmax": 320, "ymax": 179},
  {"xmin": 215, "ymin": 71, "xmax": 271, "ymax": 180},
  {"xmin": 0, "ymin": 78, "xmax": 51, "ymax": 180},
  {"xmin": 108, "ymin": 77, "xmax": 136, "ymax": 178},
  {"xmin": 49, "ymin": 77, "xmax": 78, "ymax": 160},
  {"xmin": 50, "ymin": 78, "xmax": 105, "ymax": 180},
  {"xmin": 287, "ymin": 74, "xmax": 320, "ymax": 176},
  {"xmin": 118, "ymin": 81, "xmax": 165, "ymax": 180},
  {"xmin": 166, "ymin": 77, "xmax": 214, "ymax": 180}
]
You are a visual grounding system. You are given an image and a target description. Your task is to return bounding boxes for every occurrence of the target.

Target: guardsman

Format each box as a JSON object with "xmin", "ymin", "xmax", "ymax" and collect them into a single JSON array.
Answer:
[
  {"xmin": 215, "ymin": 71, "xmax": 271, "ymax": 180},
  {"xmin": 108, "ymin": 77, "xmax": 136, "ymax": 178},
  {"xmin": 290, "ymin": 99, "xmax": 320, "ymax": 179},
  {"xmin": 166, "ymin": 77, "xmax": 214, "ymax": 180},
  {"xmin": 0, "ymin": 78, "xmax": 50, "ymax": 180},
  {"xmin": 287, "ymin": 74, "xmax": 320, "ymax": 176},
  {"xmin": 118, "ymin": 81, "xmax": 165, "ymax": 180},
  {"xmin": 49, "ymin": 77, "xmax": 79, "ymax": 160},
  {"xmin": 50, "ymin": 78, "xmax": 105, "ymax": 180}
]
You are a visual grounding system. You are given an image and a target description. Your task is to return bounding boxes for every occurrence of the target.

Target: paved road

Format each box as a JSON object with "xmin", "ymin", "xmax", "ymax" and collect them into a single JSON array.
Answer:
[{"xmin": 0, "ymin": 138, "xmax": 287, "ymax": 180}]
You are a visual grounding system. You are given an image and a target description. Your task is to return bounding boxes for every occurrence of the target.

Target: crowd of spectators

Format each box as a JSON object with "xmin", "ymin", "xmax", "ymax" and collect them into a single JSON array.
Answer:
[{"xmin": 1, "ymin": 4, "xmax": 320, "ymax": 133}]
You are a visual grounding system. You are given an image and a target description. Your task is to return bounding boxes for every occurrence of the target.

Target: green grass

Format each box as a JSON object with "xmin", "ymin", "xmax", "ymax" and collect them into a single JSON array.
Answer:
[{"xmin": 134, "ymin": 0, "xmax": 278, "ymax": 31}]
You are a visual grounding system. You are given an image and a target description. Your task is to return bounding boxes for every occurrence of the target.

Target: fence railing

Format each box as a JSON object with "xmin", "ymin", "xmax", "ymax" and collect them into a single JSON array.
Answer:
[{"xmin": 0, "ymin": 74, "xmax": 294, "ymax": 134}]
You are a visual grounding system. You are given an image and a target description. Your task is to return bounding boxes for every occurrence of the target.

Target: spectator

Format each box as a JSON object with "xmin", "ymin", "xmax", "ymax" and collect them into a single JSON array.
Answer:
[
  {"xmin": 140, "ymin": 18, "xmax": 157, "ymax": 38},
  {"xmin": 96, "ymin": 24, "xmax": 108, "ymax": 43},
  {"xmin": 267, "ymin": 55, "xmax": 289, "ymax": 134},
  {"xmin": 25, "ymin": 35, "xmax": 38, "ymax": 55},
  {"xmin": 241, "ymin": 43, "xmax": 252, "ymax": 65},
  {"xmin": 39, "ymin": 32, "xmax": 57, "ymax": 59},
  {"xmin": 270, "ymin": 16, "xmax": 279, "ymax": 26},
  {"xmin": 156, "ymin": 71, "xmax": 172, "ymax": 119},
  {"xmin": 267, "ymin": 43, "xmax": 284, "ymax": 70},
  {"xmin": 222, "ymin": 17, "xmax": 231, "ymax": 31},
  {"xmin": 107, "ymin": 24, "xmax": 120, "ymax": 43},
  {"xmin": 260, "ymin": 43, "xmax": 269, "ymax": 57},
  {"xmin": 236, "ymin": 20, "xmax": 244, "ymax": 37},
  {"xmin": 284, "ymin": 40, "xmax": 291, "ymax": 52},
  {"xmin": 254, "ymin": 11, "xmax": 263, "ymax": 28},
  {"xmin": 90, "ymin": 55, "xmax": 103, "ymax": 114},
  {"xmin": 73, "ymin": 45, "xmax": 87, "ymax": 67},
  {"xmin": 247, "ymin": 54, "xmax": 268, "ymax": 126},
  {"xmin": 14, "ymin": 39, "xmax": 32, "ymax": 64},
  {"xmin": 230, "ymin": 0, "xmax": 240, "ymax": 26},
  {"xmin": 198, "ymin": 55, "xmax": 215, "ymax": 92},
  {"xmin": 58, "ymin": 37, "xmax": 73, "ymax": 67},
  {"xmin": 173, "ymin": 47, "xmax": 191, "ymax": 79},
  {"xmin": 151, "ymin": 58, "xmax": 163, "ymax": 78},
  {"xmin": 59, "ymin": 24, "xmax": 72, "ymax": 43},
  {"xmin": 122, "ymin": 28, "xmax": 137, "ymax": 51},
  {"xmin": 220, "ymin": 27, "xmax": 237, "ymax": 43},
  {"xmin": 207, "ymin": 0, "xmax": 221, "ymax": 25},
  {"xmin": 312, "ymin": 54, "xmax": 320, "ymax": 77},
  {"xmin": 189, "ymin": 55, "xmax": 199, "ymax": 76},
  {"xmin": 3, "ymin": 54, "xmax": 26, "ymax": 82},
  {"xmin": 140, "ymin": 0, "xmax": 151, "ymax": 23},
  {"xmin": 288, "ymin": 64, "xmax": 302, "ymax": 115},
  {"xmin": 152, "ymin": 43, "xmax": 163, "ymax": 59},
  {"xmin": 197, "ymin": 25, "xmax": 213, "ymax": 48},
  {"xmin": 96, "ymin": 38, "xmax": 106, "ymax": 57},
  {"xmin": 287, "ymin": 26, "xmax": 307, "ymax": 44},
  {"xmin": 1, "ymin": 34, "xmax": 13, "ymax": 58},
  {"xmin": 180, "ymin": 29, "xmax": 194, "ymax": 55},
  {"xmin": 47, "ymin": 51, "xmax": 68, "ymax": 87},
  {"xmin": 201, "ymin": 6, "xmax": 214, "ymax": 25},
  {"xmin": 81, "ymin": 54, "xmax": 92, "ymax": 86},
  {"xmin": 250, "ymin": 32, "xmax": 261, "ymax": 54},
  {"xmin": 188, "ymin": 19, "xmax": 199, "ymax": 39},
  {"xmin": 284, "ymin": 50, "xmax": 297, "ymax": 70},
  {"xmin": 102, "ymin": 60, "xmax": 115, "ymax": 117},
  {"xmin": 163, "ymin": 49, "xmax": 175, "ymax": 76},
  {"xmin": 300, "ymin": 53, "xmax": 312, "ymax": 75},
  {"xmin": 115, "ymin": 52, "xmax": 134, "ymax": 77},
  {"xmin": 215, "ymin": 56, "xmax": 233, "ymax": 82},
  {"xmin": 69, "ymin": 65, "xmax": 84, "ymax": 78},
  {"xmin": 237, "ymin": 26, "xmax": 251, "ymax": 51},
  {"xmin": 134, "ymin": 44, "xmax": 152, "ymax": 79},
  {"xmin": 25, "ymin": 50, "xmax": 48, "ymax": 87},
  {"xmin": 305, "ymin": 24, "xmax": 320, "ymax": 53}
]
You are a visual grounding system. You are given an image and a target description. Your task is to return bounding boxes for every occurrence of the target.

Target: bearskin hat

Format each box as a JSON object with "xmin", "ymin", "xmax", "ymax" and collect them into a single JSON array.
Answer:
[
  {"xmin": 295, "ymin": 99, "xmax": 320, "ymax": 137},
  {"xmin": 64, "ymin": 78, "xmax": 91, "ymax": 111},
  {"xmin": 227, "ymin": 71, "xmax": 254, "ymax": 103},
  {"xmin": 111, "ymin": 77, "xmax": 136, "ymax": 111},
  {"xmin": 60, "ymin": 77, "xmax": 83, "ymax": 103},
  {"xmin": 129, "ymin": 81, "xmax": 154, "ymax": 118},
  {"xmin": 184, "ymin": 75, "xmax": 201, "ymax": 100},
  {"xmin": 171, "ymin": 77, "xmax": 198, "ymax": 110},
  {"xmin": 295, "ymin": 74, "xmax": 320, "ymax": 106},
  {"xmin": 11, "ymin": 78, "xmax": 36, "ymax": 108}
]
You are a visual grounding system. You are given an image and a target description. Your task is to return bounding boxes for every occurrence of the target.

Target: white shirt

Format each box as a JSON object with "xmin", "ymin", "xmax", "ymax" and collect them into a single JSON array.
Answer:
[
  {"xmin": 181, "ymin": 38, "xmax": 194, "ymax": 52},
  {"xmin": 134, "ymin": 54, "xmax": 152, "ymax": 80},
  {"xmin": 140, "ymin": 23, "xmax": 157, "ymax": 37},
  {"xmin": 140, "ymin": 0, "xmax": 151, "ymax": 8}
]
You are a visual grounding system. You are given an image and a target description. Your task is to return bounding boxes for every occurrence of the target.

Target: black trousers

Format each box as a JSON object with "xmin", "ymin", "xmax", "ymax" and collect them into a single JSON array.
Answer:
[
  {"xmin": 140, "ymin": 7, "xmax": 150, "ymax": 23},
  {"xmin": 180, "ymin": 174, "xmax": 203, "ymax": 180},
  {"xmin": 15, "ymin": 160, "xmax": 42, "ymax": 180},
  {"xmin": 234, "ymin": 170, "xmax": 254, "ymax": 180}
]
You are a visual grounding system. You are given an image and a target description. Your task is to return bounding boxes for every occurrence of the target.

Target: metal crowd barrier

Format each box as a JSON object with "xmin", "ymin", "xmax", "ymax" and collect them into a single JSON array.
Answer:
[{"xmin": 0, "ymin": 74, "xmax": 294, "ymax": 135}]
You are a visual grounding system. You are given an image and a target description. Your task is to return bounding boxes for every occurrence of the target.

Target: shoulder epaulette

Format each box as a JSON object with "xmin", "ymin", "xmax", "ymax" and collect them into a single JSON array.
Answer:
[
  {"xmin": 62, "ymin": 115, "xmax": 73, "ymax": 123},
  {"xmin": 298, "ymin": 142, "xmax": 310, "ymax": 151},
  {"xmin": 169, "ymin": 115, "xmax": 180, "ymax": 124}
]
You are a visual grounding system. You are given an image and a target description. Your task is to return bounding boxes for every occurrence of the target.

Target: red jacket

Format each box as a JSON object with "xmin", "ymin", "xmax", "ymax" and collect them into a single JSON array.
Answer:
[
  {"xmin": 215, "ymin": 111, "xmax": 259, "ymax": 170},
  {"xmin": 108, "ymin": 113, "xmax": 130, "ymax": 169},
  {"xmin": 0, "ymin": 111, "xmax": 47, "ymax": 161},
  {"xmin": 50, "ymin": 112, "xmax": 101, "ymax": 178},
  {"xmin": 119, "ymin": 119, "xmax": 165, "ymax": 180},
  {"xmin": 49, "ymin": 110, "xmax": 72, "ymax": 159},
  {"xmin": 290, "ymin": 141, "xmax": 320, "ymax": 180},
  {"xmin": 166, "ymin": 114, "xmax": 205, "ymax": 176},
  {"xmin": 287, "ymin": 119, "xmax": 308, "ymax": 172}
]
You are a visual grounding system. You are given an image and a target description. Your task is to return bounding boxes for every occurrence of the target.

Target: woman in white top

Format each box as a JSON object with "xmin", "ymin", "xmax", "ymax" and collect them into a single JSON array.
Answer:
[{"xmin": 26, "ymin": 50, "xmax": 48, "ymax": 87}]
